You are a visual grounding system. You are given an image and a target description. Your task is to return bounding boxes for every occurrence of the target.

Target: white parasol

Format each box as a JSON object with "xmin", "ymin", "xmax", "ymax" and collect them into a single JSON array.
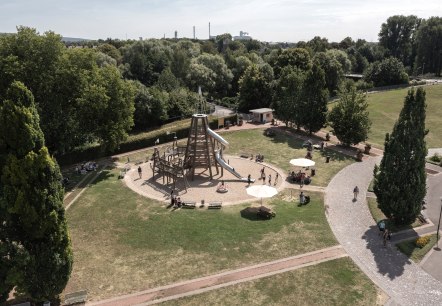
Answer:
[
  {"xmin": 289, "ymin": 158, "xmax": 315, "ymax": 168},
  {"xmin": 246, "ymin": 185, "xmax": 278, "ymax": 206}
]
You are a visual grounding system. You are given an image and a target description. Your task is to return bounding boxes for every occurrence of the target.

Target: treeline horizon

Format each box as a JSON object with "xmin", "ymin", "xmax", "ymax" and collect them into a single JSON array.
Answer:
[{"xmin": 0, "ymin": 15, "xmax": 440, "ymax": 158}]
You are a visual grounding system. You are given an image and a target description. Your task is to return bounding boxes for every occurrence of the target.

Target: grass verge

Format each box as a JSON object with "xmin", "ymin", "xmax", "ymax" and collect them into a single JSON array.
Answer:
[
  {"xmin": 367, "ymin": 197, "xmax": 424, "ymax": 233},
  {"xmin": 396, "ymin": 234, "xmax": 438, "ymax": 263},
  {"xmin": 161, "ymin": 257, "xmax": 378, "ymax": 306}
]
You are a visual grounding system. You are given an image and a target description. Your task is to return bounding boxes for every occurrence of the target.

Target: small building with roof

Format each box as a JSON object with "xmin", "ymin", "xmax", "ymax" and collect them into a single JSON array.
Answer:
[{"xmin": 249, "ymin": 108, "xmax": 274, "ymax": 123}]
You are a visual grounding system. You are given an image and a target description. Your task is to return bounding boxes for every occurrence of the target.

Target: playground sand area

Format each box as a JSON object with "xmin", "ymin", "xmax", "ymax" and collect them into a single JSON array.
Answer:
[{"xmin": 124, "ymin": 156, "xmax": 286, "ymax": 206}]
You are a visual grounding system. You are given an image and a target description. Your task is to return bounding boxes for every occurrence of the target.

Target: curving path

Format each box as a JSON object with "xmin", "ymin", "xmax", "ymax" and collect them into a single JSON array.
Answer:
[{"xmin": 325, "ymin": 155, "xmax": 442, "ymax": 306}]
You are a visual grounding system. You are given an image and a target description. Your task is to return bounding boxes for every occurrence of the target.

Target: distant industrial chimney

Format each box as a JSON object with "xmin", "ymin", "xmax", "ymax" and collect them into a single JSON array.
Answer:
[
  {"xmin": 193, "ymin": 26, "xmax": 195, "ymax": 39},
  {"xmin": 174, "ymin": 30, "xmax": 178, "ymax": 39},
  {"xmin": 209, "ymin": 22, "xmax": 211, "ymax": 39}
]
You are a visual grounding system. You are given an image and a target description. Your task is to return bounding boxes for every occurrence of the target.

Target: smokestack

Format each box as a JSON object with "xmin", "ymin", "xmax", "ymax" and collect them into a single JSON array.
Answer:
[
  {"xmin": 209, "ymin": 22, "xmax": 211, "ymax": 39},
  {"xmin": 174, "ymin": 30, "xmax": 177, "ymax": 39},
  {"xmin": 193, "ymin": 26, "xmax": 195, "ymax": 39}
]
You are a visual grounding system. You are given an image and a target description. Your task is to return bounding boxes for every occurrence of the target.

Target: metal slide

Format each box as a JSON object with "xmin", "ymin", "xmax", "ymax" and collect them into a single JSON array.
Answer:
[{"xmin": 207, "ymin": 128, "xmax": 254, "ymax": 182}]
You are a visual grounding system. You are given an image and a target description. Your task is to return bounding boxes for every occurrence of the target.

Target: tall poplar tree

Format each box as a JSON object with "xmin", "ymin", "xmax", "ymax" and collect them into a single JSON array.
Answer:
[
  {"xmin": 0, "ymin": 82, "xmax": 72, "ymax": 302},
  {"xmin": 373, "ymin": 88, "xmax": 427, "ymax": 225}
]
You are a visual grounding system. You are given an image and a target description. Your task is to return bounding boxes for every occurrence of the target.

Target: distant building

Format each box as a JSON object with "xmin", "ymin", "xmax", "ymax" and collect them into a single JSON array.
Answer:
[
  {"xmin": 174, "ymin": 31, "xmax": 178, "ymax": 39},
  {"xmin": 233, "ymin": 31, "xmax": 252, "ymax": 41}
]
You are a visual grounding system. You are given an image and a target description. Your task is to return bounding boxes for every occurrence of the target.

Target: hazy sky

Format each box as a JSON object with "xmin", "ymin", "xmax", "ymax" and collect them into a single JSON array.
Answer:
[{"xmin": 1, "ymin": 0, "xmax": 441, "ymax": 42}]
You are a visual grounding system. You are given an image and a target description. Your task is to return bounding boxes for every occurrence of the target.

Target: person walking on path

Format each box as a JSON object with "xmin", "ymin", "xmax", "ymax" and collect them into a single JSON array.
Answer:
[
  {"xmin": 247, "ymin": 174, "xmax": 252, "ymax": 186},
  {"xmin": 268, "ymin": 174, "xmax": 272, "ymax": 186},
  {"xmin": 138, "ymin": 165, "xmax": 142, "ymax": 179},
  {"xmin": 274, "ymin": 172, "xmax": 279, "ymax": 186},
  {"xmin": 353, "ymin": 186, "xmax": 359, "ymax": 201},
  {"xmin": 383, "ymin": 229, "xmax": 390, "ymax": 247},
  {"xmin": 378, "ymin": 220, "xmax": 386, "ymax": 235}
]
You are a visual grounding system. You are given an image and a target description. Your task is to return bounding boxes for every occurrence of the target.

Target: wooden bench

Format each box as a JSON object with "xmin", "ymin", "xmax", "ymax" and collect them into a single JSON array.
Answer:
[
  {"xmin": 63, "ymin": 290, "xmax": 88, "ymax": 305},
  {"xmin": 208, "ymin": 202, "xmax": 222, "ymax": 209},
  {"xmin": 182, "ymin": 202, "xmax": 196, "ymax": 209}
]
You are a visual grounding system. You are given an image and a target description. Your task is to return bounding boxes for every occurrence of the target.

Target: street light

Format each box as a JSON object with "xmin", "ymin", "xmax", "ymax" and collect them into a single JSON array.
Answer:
[{"xmin": 436, "ymin": 197, "xmax": 442, "ymax": 250}]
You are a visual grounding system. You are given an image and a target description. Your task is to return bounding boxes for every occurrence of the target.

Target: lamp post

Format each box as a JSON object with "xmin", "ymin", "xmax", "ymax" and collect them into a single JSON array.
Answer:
[{"xmin": 436, "ymin": 197, "xmax": 442, "ymax": 250}]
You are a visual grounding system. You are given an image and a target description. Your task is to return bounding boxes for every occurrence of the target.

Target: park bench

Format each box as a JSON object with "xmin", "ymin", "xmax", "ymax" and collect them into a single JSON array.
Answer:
[
  {"xmin": 208, "ymin": 202, "xmax": 222, "ymax": 209},
  {"xmin": 182, "ymin": 201, "xmax": 196, "ymax": 209},
  {"xmin": 63, "ymin": 290, "xmax": 87, "ymax": 305}
]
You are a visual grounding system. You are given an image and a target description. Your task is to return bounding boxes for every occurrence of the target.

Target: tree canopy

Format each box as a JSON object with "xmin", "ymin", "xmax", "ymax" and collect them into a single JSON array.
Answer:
[{"xmin": 328, "ymin": 87, "xmax": 371, "ymax": 146}]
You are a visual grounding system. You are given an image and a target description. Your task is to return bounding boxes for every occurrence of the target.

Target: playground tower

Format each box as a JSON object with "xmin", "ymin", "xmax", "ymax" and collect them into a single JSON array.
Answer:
[{"xmin": 184, "ymin": 114, "xmax": 219, "ymax": 180}]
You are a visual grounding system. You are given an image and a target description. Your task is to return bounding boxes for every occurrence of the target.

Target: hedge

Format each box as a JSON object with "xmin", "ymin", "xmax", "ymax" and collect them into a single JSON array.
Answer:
[{"xmin": 56, "ymin": 114, "xmax": 238, "ymax": 166}]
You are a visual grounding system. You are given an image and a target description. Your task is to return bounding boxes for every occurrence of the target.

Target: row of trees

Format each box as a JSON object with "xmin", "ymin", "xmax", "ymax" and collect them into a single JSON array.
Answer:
[
  {"xmin": 1, "ymin": 16, "xmax": 439, "ymax": 155},
  {"xmin": 379, "ymin": 16, "xmax": 442, "ymax": 76}
]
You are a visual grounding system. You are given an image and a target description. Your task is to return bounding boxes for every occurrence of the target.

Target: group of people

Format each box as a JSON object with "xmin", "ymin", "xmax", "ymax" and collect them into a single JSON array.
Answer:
[
  {"xmin": 290, "ymin": 170, "xmax": 311, "ymax": 186},
  {"xmin": 170, "ymin": 193, "xmax": 183, "ymax": 208},
  {"xmin": 255, "ymin": 154, "xmax": 265, "ymax": 162},
  {"xmin": 75, "ymin": 161, "xmax": 98, "ymax": 174},
  {"xmin": 259, "ymin": 167, "xmax": 279, "ymax": 186}
]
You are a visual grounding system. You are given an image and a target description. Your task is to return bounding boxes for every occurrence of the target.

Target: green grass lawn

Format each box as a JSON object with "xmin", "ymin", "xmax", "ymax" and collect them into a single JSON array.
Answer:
[
  {"xmin": 367, "ymin": 197, "xmax": 424, "ymax": 232},
  {"xmin": 396, "ymin": 234, "xmax": 438, "ymax": 263},
  {"xmin": 65, "ymin": 169, "xmax": 337, "ymax": 300},
  {"xmin": 161, "ymin": 257, "xmax": 378, "ymax": 306},
  {"xmin": 222, "ymin": 129, "xmax": 354, "ymax": 187},
  {"xmin": 365, "ymin": 84, "xmax": 442, "ymax": 148}
]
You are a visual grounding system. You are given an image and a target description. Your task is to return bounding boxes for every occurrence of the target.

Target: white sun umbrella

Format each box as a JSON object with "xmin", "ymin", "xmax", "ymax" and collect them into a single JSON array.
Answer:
[
  {"xmin": 246, "ymin": 185, "xmax": 278, "ymax": 206},
  {"xmin": 289, "ymin": 158, "xmax": 316, "ymax": 168}
]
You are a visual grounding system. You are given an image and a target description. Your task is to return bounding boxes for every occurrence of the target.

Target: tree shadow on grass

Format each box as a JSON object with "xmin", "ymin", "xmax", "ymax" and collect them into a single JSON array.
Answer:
[
  {"xmin": 321, "ymin": 148, "xmax": 353, "ymax": 162},
  {"xmin": 88, "ymin": 169, "xmax": 115, "ymax": 186},
  {"xmin": 362, "ymin": 225, "xmax": 411, "ymax": 280},
  {"xmin": 240, "ymin": 207, "xmax": 269, "ymax": 221}
]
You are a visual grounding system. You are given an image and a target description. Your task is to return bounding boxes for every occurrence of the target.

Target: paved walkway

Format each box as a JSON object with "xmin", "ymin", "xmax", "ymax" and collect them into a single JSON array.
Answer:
[
  {"xmin": 86, "ymin": 246, "xmax": 347, "ymax": 306},
  {"xmin": 325, "ymin": 155, "xmax": 442, "ymax": 305}
]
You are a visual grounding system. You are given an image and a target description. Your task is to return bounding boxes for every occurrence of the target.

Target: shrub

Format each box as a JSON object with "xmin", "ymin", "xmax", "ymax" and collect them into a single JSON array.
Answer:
[
  {"xmin": 429, "ymin": 153, "xmax": 441, "ymax": 163},
  {"xmin": 415, "ymin": 235, "xmax": 431, "ymax": 248},
  {"xmin": 355, "ymin": 80, "xmax": 373, "ymax": 91}
]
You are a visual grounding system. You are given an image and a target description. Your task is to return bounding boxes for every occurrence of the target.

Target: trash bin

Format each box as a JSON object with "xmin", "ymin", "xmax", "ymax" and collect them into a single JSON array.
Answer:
[
  {"xmin": 311, "ymin": 169, "xmax": 316, "ymax": 176},
  {"xmin": 326, "ymin": 156, "xmax": 330, "ymax": 163}
]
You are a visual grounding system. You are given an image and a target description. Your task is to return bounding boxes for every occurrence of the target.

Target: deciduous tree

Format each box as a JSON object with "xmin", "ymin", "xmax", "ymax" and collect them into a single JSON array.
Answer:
[
  {"xmin": 238, "ymin": 64, "xmax": 274, "ymax": 112},
  {"xmin": 301, "ymin": 64, "xmax": 329, "ymax": 134},
  {"xmin": 328, "ymin": 87, "xmax": 371, "ymax": 146},
  {"xmin": 415, "ymin": 17, "xmax": 442, "ymax": 76}
]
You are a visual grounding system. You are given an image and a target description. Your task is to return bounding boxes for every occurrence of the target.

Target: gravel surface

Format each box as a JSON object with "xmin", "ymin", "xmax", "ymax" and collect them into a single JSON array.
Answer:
[{"xmin": 125, "ymin": 156, "xmax": 285, "ymax": 206}]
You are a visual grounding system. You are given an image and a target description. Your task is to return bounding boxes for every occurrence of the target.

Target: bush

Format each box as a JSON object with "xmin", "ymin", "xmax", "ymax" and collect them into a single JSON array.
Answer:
[
  {"xmin": 355, "ymin": 80, "xmax": 373, "ymax": 91},
  {"xmin": 429, "ymin": 153, "xmax": 441, "ymax": 163},
  {"xmin": 415, "ymin": 235, "xmax": 431, "ymax": 248},
  {"xmin": 219, "ymin": 96, "xmax": 239, "ymax": 109}
]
